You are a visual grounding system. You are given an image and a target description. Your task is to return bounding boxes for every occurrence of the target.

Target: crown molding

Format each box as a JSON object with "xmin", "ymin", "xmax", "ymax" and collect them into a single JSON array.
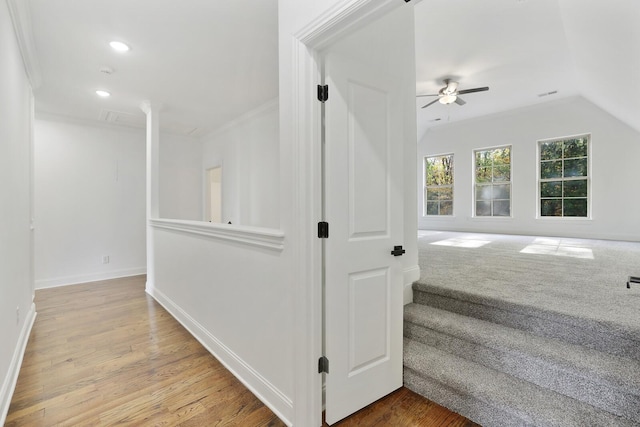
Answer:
[
  {"xmin": 202, "ymin": 97, "xmax": 278, "ymax": 141},
  {"xmin": 6, "ymin": 0, "xmax": 42, "ymax": 89},
  {"xmin": 35, "ymin": 111, "xmax": 146, "ymax": 134}
]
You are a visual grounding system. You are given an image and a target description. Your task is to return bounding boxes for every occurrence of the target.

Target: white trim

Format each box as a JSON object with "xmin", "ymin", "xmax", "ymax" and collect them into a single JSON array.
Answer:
[
  {"xmin": 536, "ymin": 133, "xmax": 592, "ymax": 219},
  {"xmin": 289, "ymin": 1, "xmax": 404, "ymax": 425},
  {"xmin": 403, "ymin": 265, "xmax": 420, "ymax": 305},
  {"xmin": 35, "ymin": 268, "xmax": 146, "ymax": 290},
  {"xmin": 288, "ymin": 37, "xmax": 324, "ymax": 427},
  {"xmin": 202, "ymin": 98, "xmax": 279, "ymax": 140},
  {"xmin": 0, "ymin": 303, "xmax": 36, "ymax": 426},
  {"xmin": 472, "ymin": 145, "xmax": 513, "ymax": 218},
  {"xmin": 423, "ymin": 153, "xmax": 454, "ymax": 217},
  {"xmin": 5, "ymin": 0, "xmax": 42, "ymax": 89},
  {"xmin": 149, "ymin": 218, "xmax": 285, "ymax": 251},
  {"xmin": 296, "ymin": 0, "xmax": 400, "ymax": 48},
  {"xmin": 35, "ymin": 111, "xmax": 148, "ymax": 134},
  {"xmin": 146, "ymin": 286, "xmax": 293, "ymax": 426}
]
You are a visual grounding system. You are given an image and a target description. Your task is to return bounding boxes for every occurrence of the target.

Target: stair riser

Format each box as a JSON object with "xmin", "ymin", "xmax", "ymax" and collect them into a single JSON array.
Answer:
[
  {"xmin": 413, "ymin": 289, "xmax": 640, "ymax": 361},
  {"xmin": 403, "ymin": 367, "xmax": 534, "ymax": 427},
  {"xmin": 405, "ymin": 322, "xmax": 640, "ymax": 423}
]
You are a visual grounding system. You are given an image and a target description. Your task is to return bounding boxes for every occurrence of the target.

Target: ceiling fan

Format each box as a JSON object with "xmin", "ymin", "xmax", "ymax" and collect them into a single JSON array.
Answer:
[{"xmin": 417, "ymin": 79, "xmax": 489, "ymax": 109}]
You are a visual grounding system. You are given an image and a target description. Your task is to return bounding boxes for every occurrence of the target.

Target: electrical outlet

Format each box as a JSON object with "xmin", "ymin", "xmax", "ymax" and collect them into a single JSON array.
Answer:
[
  {"xmin": 102, "ymin": 255, "xmax": 110, "ymax": 264},
  {"xmin": 16, "ymin": 306, "xmax": 19, "ymax": 325}
]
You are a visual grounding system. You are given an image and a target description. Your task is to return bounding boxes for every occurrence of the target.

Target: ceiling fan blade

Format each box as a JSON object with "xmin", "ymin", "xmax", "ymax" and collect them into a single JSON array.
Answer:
[
  {"xmin": 454, "ymin": 97, "xmax": 466, "ymax": 106},
  {"xmin": 421, "ymin": 98, "xmax": 441, "ymax": 109},
  {"xmin": 457, "ymin": 86, "xmax": 489, "ymax": 95},
  {"xmin": 416, "ymin": 93, "xmax": 439, "ymax": 97}
]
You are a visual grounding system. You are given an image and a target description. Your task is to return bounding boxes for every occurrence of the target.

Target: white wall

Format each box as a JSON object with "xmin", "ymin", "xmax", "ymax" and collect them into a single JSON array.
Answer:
[
  {"xmin": 149, "ymin": 2, "xmax": 417, "ymax": 427},
  {"xmin": 418, "ymin": 96, "xmax": 640, "ymax": 241},
  {"xmin": 148, "ymin": 99, "xmax": 289, "ymax": 422},
  {"xmin": 148, "ymin": 225, "xmax": 291, "ymax": 421},
  {"xmin": 201, "ymin": 100, "xmax": 280, "ymax": 228},
  {"xmin": 0, "ymin": 2, "xmax": 37, "ymax": 423},
  {"xmin": 159, "ymin": 133, "xmax": 202, "ymax": 221},
  {"xmin": 34, "ymin": 118, "xmax": 147, "ymax": 288}
]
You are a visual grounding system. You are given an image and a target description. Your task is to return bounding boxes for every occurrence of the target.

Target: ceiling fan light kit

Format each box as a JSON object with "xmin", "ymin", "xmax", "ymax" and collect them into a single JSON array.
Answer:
[
  {"xmin": 417, "ymin": 78, "xmax": 489, "ymax": 109},
  {"xmin": 439, "ymin": 94, "xmax": 457, "ymax": 104}
]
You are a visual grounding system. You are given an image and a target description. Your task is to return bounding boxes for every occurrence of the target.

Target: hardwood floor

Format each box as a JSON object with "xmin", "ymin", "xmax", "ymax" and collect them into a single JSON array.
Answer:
[{"xmin": 7, "ymin": 276, "xmax": 478, "ymax": 426}]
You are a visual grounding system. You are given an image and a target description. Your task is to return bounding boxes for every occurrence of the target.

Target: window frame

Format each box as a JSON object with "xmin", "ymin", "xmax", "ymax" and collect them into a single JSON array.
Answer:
[
  {"xmin": 537, "ymin": 134, "xmax": 591, "ymax": 219},
  {"xmin": 473, "ymin": 145, "xmax": 513, "ymax": 218},
  {"xmin": 423, "ymin": 153, "xmax": 454, "ymax": 217}
]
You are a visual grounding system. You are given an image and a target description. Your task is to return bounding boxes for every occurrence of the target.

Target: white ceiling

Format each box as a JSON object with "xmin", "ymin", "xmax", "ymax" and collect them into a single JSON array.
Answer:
[
  {"xmin": 27, "ymin": 0, "xmax": 279, "ymax": 137},
  {"xmin": 19, "ymin": 0, "xmax": 640, "ymax": 139},
  {"xmin": 414, "ymin": 0, "xmax": 640, "ymax": 138}
]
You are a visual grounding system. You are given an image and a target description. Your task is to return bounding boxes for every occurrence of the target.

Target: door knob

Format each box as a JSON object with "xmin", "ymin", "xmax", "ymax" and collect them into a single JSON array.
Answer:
[{"xmin": 391, "ymin": 245, "xmax": 405, "ymax": 256}]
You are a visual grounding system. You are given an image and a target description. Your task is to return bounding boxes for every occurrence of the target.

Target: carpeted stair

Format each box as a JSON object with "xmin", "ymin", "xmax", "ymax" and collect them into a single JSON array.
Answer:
[{"xmin": 404, "ymin": 282, "xmax": 640, "ymax": 427}]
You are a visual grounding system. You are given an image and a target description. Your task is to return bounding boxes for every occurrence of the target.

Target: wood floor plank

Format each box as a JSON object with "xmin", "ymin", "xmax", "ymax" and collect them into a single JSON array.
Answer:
[{"xmin": 7, "ymin": 276, "xmax": 477, "ymax": 426}]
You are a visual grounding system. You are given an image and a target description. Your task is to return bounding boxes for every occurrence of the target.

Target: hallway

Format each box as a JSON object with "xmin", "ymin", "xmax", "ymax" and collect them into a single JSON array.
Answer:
[{"xmin": 7, "ymin": 276, "xmax": 476, "ymax": 426}]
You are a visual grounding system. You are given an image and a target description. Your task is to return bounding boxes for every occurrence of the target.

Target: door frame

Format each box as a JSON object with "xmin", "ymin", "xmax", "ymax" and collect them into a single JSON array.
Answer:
[{"xmin": 289, "ymin": 1, "xmax": 408, "ymax": 425}]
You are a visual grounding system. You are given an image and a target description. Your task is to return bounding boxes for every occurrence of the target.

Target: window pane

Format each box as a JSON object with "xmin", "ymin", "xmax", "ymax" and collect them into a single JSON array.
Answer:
[
  {"xmin": 426, "ymin": 201, "xmax": 439, "ymax": 215},
  {"xmin": 493, "ymin": 165, "xmax": 511, "ymax": 182},
  {"xmin": 475, "ymin": 166, "xmax": 492, "ymax": 183},
  {"xmin": 475, "ymin": 151, "xmax": 491, "ymax": 168},
  {"xmin": 493, "ymin": 184, "xmax": 510, "ymax": 200},
  {"xmin": 493, "ymin": 200, "xmax": 510, "ymax": 216},
  {"xmin": 564, "ymin": 158, "xmax": 587, "ymax": 177},
  {"xmin": 493, "ymin": 147, "xmax": 511, "ymax": 165},
  {"xmin": 563, "ymin": 138, "xmax": 588, "ymax": 158},
  {"xmin": 438, "ymin": 187, "xmax": 453, "ymax": 200},
  {"xmin": 440, "ymin": 201, "xmax": 453, "ymax": 215},
  {"xmin": 476, "ymin": 201, "xmax": 491, "ymax": 216},
  {"xmin": 541, "ymin": 160, "xmax": 562, "ymax": 179},
  {"xmin": 541, "ymin": 181, "xmax": 562, "ymax": 198},
  {"xmin": 425, "ymin": 155, "xmax": 454, "ymax": 186},
  {"xmin": 563, "ymin": 198, "xmax": 587, "ymax": 217},
  {"xmin": 425, "ymin": 154, "xmax": 454, "ymax": 216},
  {"xmin": 427, "ymin": 187, "xmax": 453, "ymax": 201},
  {"xmin": 563, "ymin": 179, "xmax": 587, "ymax": 198},
  {"xmin": 541, "ymin": 199, "xmax": 562, "ymax": 216},
  {"xmin": 540, "ymin": 141, "xmax": 562, "ymax": 161},
  {"xmin": 475, "ymin": 185, "xmax": 492, "ymax": 201}
]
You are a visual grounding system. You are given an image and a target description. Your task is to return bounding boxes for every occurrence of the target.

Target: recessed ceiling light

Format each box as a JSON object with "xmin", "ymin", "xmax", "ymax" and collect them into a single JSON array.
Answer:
[
  {"xmin": 109, "ymin": 41, "xmax": 130, "ymax": 52},
  {"xmin": 96, "ymin": 90, "xmax": 111, "ymax": 97}
]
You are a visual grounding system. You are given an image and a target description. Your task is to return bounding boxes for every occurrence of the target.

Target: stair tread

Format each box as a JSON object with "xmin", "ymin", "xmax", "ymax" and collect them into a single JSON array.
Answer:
[
  {"xmin": 404, "ymin": 302, "xmax": 640, "ymax": 393},
  {"xmin": 404, "ymin": 338, "xmax": 638, "ymax": 427},
  {"xmin": 412, "ymin": 281, "xmax": 640, "ymax": 341}
]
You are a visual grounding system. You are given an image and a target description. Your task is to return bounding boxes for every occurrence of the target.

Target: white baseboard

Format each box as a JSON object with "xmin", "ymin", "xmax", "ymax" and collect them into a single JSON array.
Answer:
[
  {"xmin": 146, "ymin": 286, "xmax": 293, "ymax": 426},
  {"xmin": 0, "ymin": 303, "xmax": 36, "ymax": 426},
  {"xmin": 35, "ymin": 267, "xmax": 146, "ymax": 289},
  {"xmin": 404, "ymin": 265, "xmax": 420, "ymax": 305}
]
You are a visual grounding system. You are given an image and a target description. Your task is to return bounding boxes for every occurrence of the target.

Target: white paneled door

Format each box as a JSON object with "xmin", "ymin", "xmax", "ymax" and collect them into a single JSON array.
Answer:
[{"xmin": 324, "ymin": 52, "xmax": 404, "ymax": 425}]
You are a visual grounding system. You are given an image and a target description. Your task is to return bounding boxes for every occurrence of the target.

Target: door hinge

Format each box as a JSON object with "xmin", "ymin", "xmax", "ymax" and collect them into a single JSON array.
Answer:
[
  {"xmin": 318, "ymin": 356, "xmax": 329, "ymax": 374},
  {"xmin": 317, "ymin": 221, "xmax": 329, "ymax": 238},
  {"xmin": 317, "ymin": 84, "xmax": 329, "ymax": 103}
]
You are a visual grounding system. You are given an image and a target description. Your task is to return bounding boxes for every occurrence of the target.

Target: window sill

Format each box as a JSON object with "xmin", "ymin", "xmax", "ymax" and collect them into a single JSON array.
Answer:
[
  {"xmin": 536, "ymin": 216, "xmax": 593, "ymax": 222},
  {"xmin": 469, "ymin": 216, "xmax": 514, "ymax": 221},
  {"xmin": 149, "ymin": 218, "xmax": 285, "ymax": 251},
  {"xmin": 421, "ymin": 215, "xmax": 456, "ymax": 220}
]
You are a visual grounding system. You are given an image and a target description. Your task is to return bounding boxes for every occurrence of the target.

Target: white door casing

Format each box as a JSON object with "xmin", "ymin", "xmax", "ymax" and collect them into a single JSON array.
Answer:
[{"xmin": 324, "ymin": 52, "xmax": 404, "ymax": 425}]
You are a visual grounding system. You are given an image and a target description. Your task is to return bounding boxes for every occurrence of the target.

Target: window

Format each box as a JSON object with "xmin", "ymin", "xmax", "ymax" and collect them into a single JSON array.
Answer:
[
  {"xmin": 474, "ymin": 146, "xmax": 511, "ymax": 217},
  {"xmin": 539, "ymin": 135, "xmax": 589, "ymax": 217},
  {"xmin": 424, "ymin": 154, "xmax": 453, "ymax": 216}
]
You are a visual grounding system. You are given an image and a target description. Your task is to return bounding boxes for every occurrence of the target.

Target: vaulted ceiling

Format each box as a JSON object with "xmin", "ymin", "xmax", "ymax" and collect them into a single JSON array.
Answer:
[
  {"xmin": 13, "ymin": 0, "xmax": 640, "ymax": 139},
  {"xmin": 415, "ymin": 0, "xmax": 640, "ymax": 138}
]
